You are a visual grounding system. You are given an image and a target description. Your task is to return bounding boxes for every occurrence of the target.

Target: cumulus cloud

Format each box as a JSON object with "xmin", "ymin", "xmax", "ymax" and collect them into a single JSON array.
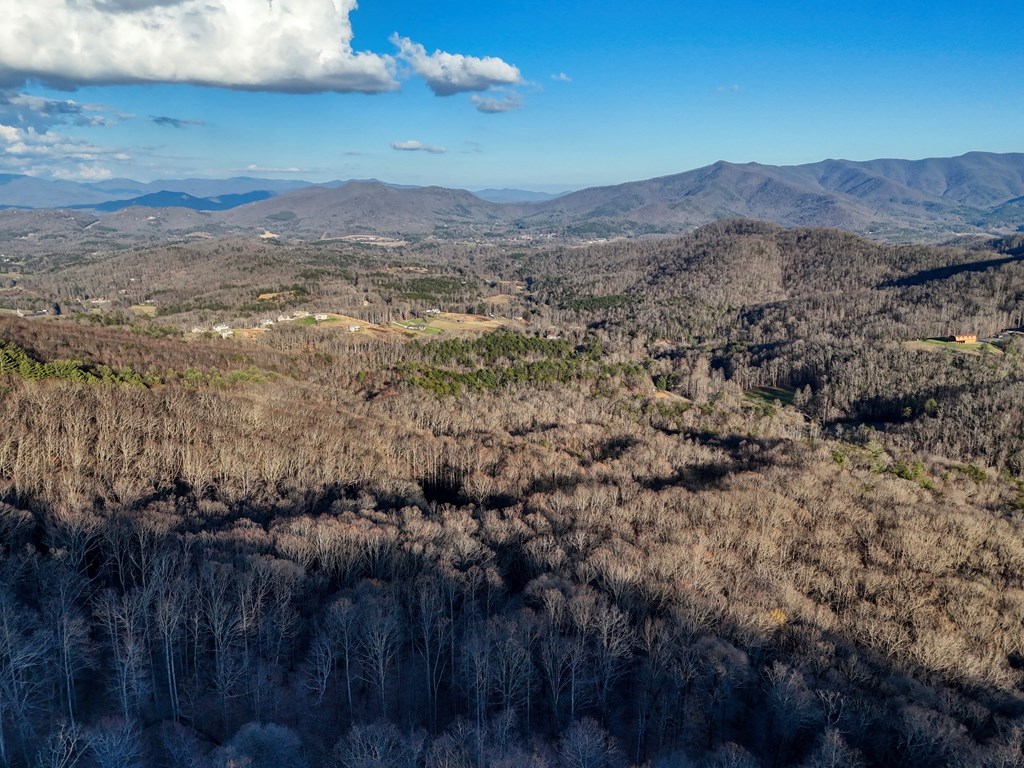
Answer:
[
  {"xmin": 470, "ymin": 92, "xmax": 522, "ymax": 114},
  {"xmin": 150, "ymin": 115, "xmax": 204, "ymax": 129},
  {"xmin": 240, "ymin": 163, "xmax": 306, "ymax": 174},
  {"xmin": 0, "ymin": 1, "xmax": 524, "ymax": 97},
  {"xmin": 0, "ymin": 121, "xmax": 123, "ymax": 179},
  {"xmin": 0, "ymin": 91, "xmax": 122, "ymax": 130},
  {"xmin": 391, "ymin": 35, "xmax": 521, "ymax": 96},
  {"xmin": 0, "ymin": 89, "xmax": 134, "ymax": 178},
  {"xmin": 0, "ymin": 0, "xmax": 398, "ymax": 93},
  {"xmin": 391, "ymin": 140, "xmax": 445, "ymax": 154},
  {"xmin": 551, "ymin": 72, "xmax": 572, "ymax": 82},
  {"xmin": 92, "ymin": 0, "xmax": 190, "ymax": 11},
  {"xmin": 52, "ymin": 164, "xmax": 115, "ymax": 181}
]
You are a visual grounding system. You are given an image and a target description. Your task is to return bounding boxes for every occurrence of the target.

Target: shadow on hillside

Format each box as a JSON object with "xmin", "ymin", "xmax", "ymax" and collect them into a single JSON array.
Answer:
[{"xmin": 880, "ymin": 252, "xmax": 1024, "ymax": 288}]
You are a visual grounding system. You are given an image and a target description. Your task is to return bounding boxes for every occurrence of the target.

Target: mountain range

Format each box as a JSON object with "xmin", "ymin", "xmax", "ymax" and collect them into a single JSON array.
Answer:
[
  {"xmin": 2, "ymin": 151, "xmax": 1023, "ymax": 241},
  {"xmin": 73, "ymin": 190, "xmax": 275, "ymax": 213}
]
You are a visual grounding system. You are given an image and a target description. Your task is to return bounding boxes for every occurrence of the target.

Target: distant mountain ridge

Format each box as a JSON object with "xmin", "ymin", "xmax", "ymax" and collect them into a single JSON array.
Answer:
[
  {"xmin": 0, "ymin": 174, "xmax": 115, "ymax": 208},
  {"xmin": 75, "ymin": 190, "xmax": 275, "ymax": 213},
  {"xmin": 223, "ymin": 181, "xmax": 508, "ymax": 236},
  {"xmin": 224, "ymin": 152, "xmax": 1024, "ymax": 240},
  {"xmin": 511, "ymin": 152, "xmax": 1024, "ymax": 237},
  {"xmin": 2, "ymin": 152, "xmax": 1023, "ymax": 241},
  {"xmin": 472, "ymin": 188, "xmax": 567, "ymax": 203}
]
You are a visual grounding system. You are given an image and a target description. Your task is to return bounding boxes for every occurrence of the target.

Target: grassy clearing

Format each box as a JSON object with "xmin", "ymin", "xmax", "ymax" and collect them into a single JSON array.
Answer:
[
  {"xmin": 482, "ymin": 294, "xmax": 514, "ymax": 305},
  {"xmin": 429, "ymin": 312, "xmax": 507, "ymax": 333},
  {"xmin": 394, "ymin": 320, "xmax": 442, "ymax": 335},
  {"xmin": 904, "ymin": 339, "xmax": 1003, "ymax": 356},
  {"xmin": 653, "ymin": 389, "xmax": 691, "ymax": 404},
  {"xmin": 129, "ymin": 304, "xmax": 158, "ymax": 317},
  {"xmin": 232, "ymin": 328, "xmax": 267, "ymax": 340},
  {"xmin": 746, "ymin": 386, "xmax": 796, "ymax": 406}
]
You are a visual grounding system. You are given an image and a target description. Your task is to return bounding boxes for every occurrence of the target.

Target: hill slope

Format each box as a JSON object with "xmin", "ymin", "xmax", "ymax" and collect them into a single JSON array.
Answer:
[
  {"xmin": 520, "ymin": 151, "xmax": 1024, "ymax": 238},
  {"xmin": 82, "ymin": 189, "xmax": 274, "ymax": 213},
  {"xmin": 222, "ymin": 180, "xmax": 509, "ymax": 236}
]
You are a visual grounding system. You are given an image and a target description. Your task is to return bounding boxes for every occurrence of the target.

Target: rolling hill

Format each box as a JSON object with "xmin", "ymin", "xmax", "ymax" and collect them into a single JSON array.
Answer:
[{"xmin": 222, "ymin": 181, "xmax": 509, "ymax": 236}]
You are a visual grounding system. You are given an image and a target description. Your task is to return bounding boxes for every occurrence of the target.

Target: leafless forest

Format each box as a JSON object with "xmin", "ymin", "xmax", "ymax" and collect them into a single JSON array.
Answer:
[{"xmin": 0, "ymin": 222, "xmax": 1023, "ymax": 767}]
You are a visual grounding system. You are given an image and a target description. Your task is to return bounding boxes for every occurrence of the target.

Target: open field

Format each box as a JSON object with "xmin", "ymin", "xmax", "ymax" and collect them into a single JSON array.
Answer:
[
  {"xmin": 310, "ymin": 314, "xmax": 398, "ymax": 339},
  {"xmin": 746, "ymin": 385, "xmax": 797, "ymax": 405},
  {"xmin": 481, "ymin": 293, "xmax": 514, "ymax": 305},
  {"xmin": 392, "ymin": 319, "xmax": 441, "ymax": 334},
  {"xmin": 331, "ymin": 234, "xmax": 409, "ymax": 247},
  {"xmin": 428, "ymin": 311, "xmax": 512, "ymax": 332},
  {"xmin": 653, "ymin": 388, "xmax": 691, "ymax": 403},
  {"xmin": 230, "ymin": 327, "xmax": 267, "ymax": 339},
  {"xmin": 904, "ymin": 338, "xmax": 1004, "ymax": 356},
  {"xmin": 256, "ymin": 290, "xmax": 296, "ymax": 301},
  {"xmin": 390, "ymin": 312, "xmax": 520, "ymax": 336}
]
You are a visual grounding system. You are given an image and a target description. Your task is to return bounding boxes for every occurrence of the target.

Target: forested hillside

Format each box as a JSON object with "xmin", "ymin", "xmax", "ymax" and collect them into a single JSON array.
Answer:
[{"xmin": 0, "ymin": 222, "xmax": 1022, "ymax": 768}]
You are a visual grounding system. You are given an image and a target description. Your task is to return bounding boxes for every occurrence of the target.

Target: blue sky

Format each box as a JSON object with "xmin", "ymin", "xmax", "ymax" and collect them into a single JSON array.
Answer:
[{"xmin": 1, "ymin": 0, "xmax": 1021, "ymax": 190}]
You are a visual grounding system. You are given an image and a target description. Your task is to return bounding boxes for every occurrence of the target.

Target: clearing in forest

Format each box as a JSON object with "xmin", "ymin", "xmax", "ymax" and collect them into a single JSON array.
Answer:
[
  {"xmin": 232, "ymin": 328, "xmax": 267, "ymax": 339},
  {"xmin": 653, "ymin": 389, "xmax": 691, "ymax": 403},
  {"xmin": 309, "ymin": 314, "xmax": 396, "ymax": 338},
  {"xmin": 129, "ymin": 304, "xmax": 157, "ymax": 317},
  {"xmin": 256, "ymin": 290, "xmax": 296, "ymax": 302},
  {"xmin": 482, "ymin": 294, "xmax": 514, "ymax": 305},
  {"xmin": 428, "ymin": 312, "xmax": 509, "ymax": 332},
  {"xmin": 904, "ymin": 339, "xmax": 1003, "ymax": 356},
  {"xmin": 746, "ymin": 386, "xmax": 796, "ymax": 406},
  {"xmin": 391, "ymin": 312, "xmax": 516, "ymax": 336}
]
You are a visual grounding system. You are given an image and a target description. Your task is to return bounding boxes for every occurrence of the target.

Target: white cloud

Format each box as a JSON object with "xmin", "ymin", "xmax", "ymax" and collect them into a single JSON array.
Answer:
[
  {"xmin": 0, "ymin": 121, "xmax": 123, "ymax": 179},
  {"xmin": 93, "ymin": 0, "xmax": 190, "ymax": 11},
  {"xmin": 391, "ymin": 140, "xmax": 445, "ymax": 154},
  {"xmin": 242, "ymin": 164, "xmax": 306, "ymax": 174},
  {"xmin": 0, "ymin": 89, "xmax": 134, "ymax": 178},
  {"xmin": 716, "ymin": 84, "xmax": 742, "ymax": 93},
  {"xmin": 0, "ymin": 91, "xmax": 123, "ymax": 131},
  {"xmin": 0, "ymin": 0, "xmax": 398, "ymax": 93},
  {"xmin": 0, "ymin": 1, "xmax": 523, "ymax": 97},
  {"xmin": 551, "ymin": 72, "xmax": 572, "ymax": 82},
  {"xmin": 391, "ymin": 35, "xmax": 521, "ymax": 96},
  {"xmin": 52, "ymin": 164, "xmax": 113, "ymax": 181},
  {"xmin": 470, "ymin": 92, "xmax": 522, "ymax": 114}
]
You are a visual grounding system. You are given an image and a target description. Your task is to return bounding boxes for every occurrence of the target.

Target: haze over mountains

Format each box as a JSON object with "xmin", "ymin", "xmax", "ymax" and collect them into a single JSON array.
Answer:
[
  {"xmin": 2, "ymin": 151, "xmax": 1023, "ymax": 241},
  {"xmin": 76, "ymin": 190, "xmax": 275, "ymax": 214}
]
